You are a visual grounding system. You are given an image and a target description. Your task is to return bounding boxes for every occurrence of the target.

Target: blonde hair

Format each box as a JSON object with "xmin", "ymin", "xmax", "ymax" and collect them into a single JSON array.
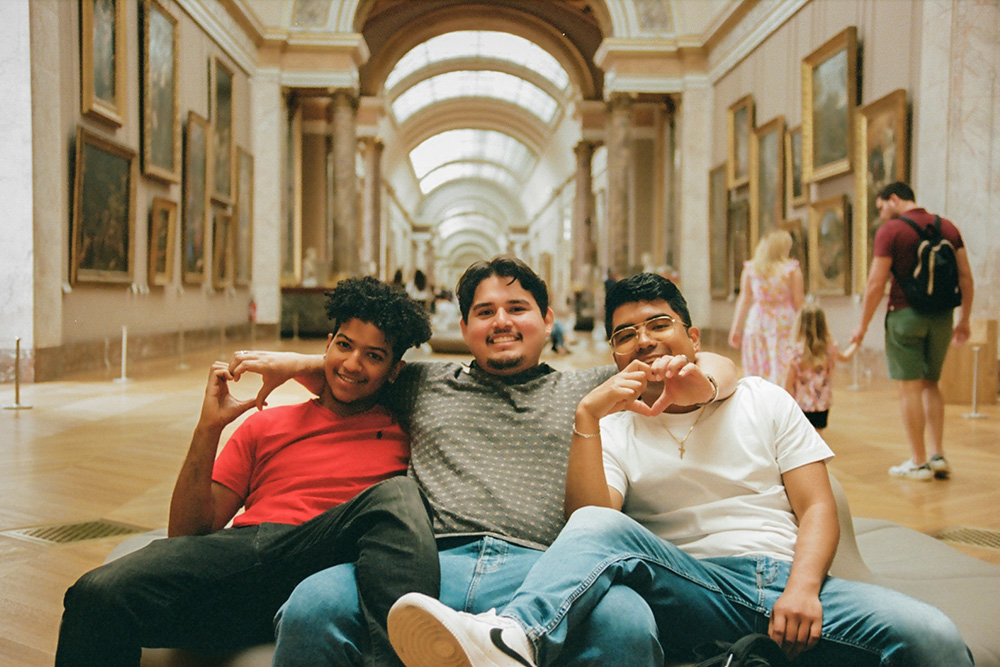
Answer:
[
  {"xmin": 750, "ymin": 229, "xmax": 793, "ymax": 277},
  {"xmin": 793, "ymin": 303, "xmax": 832, "ymax": 367}
]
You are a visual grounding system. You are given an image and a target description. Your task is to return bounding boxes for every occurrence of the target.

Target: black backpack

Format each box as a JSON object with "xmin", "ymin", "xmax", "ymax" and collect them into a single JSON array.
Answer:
[
  {"xmin": 693, "ymin": 633, "xmax": 792, "ymax": 667},
  {"xmin": 896, "ymin": 215, "xmax": 962, "ymax": 314}
]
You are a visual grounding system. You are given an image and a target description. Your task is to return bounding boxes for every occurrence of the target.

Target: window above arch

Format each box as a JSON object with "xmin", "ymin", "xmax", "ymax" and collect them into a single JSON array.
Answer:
[
  {"xmin": 391, "ymin": 70, "xmax": 559, "ymax": 124},
  {"xmin": 409, "ymin": 129, "xmax": 535, "ymax": 195}
]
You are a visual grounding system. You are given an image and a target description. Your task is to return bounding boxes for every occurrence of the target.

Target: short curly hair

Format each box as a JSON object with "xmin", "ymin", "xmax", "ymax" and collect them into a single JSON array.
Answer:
[{"xmin": 324, "ymin": 276, "xmax": 432, "ymax": 360}]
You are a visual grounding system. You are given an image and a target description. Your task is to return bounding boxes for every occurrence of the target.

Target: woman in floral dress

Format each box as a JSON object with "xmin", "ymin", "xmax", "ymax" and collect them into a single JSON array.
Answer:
[{"xmin": 728, "ymin": 229, "xmax": 804, "ymax": 384}]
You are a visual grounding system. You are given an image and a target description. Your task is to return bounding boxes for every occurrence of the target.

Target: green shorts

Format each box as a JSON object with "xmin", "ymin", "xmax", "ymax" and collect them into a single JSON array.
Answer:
[{"xmin": 884, "ymin": 307, "xmax": 954, "ymax": 381}]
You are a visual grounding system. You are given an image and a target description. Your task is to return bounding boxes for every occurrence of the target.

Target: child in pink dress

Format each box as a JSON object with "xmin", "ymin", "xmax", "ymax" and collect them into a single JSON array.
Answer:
[{"xmin": 784, "ymin": 304, "xmax": 857, "ymax": 430}]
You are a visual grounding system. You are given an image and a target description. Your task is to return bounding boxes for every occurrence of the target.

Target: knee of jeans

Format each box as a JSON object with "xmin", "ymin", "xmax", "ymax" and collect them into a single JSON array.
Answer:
[
  {"xmin": 275, "ymin": 564, "xmax": 363, "ymax": 639},
  {"xmin": 585, "ymin": 585, "xmax": 661, "ymax": 661},
  {"xmin": 64, "ymin": 565, "xmax": 126, "ymax": 615},
  {"xmin": 565, "ymin": 505, "xmax": 632, "ymax": 535}
]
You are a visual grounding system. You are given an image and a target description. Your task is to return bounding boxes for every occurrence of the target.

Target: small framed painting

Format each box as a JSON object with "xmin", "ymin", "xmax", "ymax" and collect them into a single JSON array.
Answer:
[
  {"xmin": 80, "ymin": 0, "xmax": 127, "ymax": 126},
  {"xmin": 785, "ymin": 126, "xmax": 806, "ymax": 208},
  {"xmin": 728, "ymin": 194, "xmax": 750, "ymax": 296},
  {"xmin": 802, "ymin": 27, "xmax": 858, "ymax": 183},
  {"xmin": 780, "ymin": 218, "xmax": 809, "ymax": 293},
  {"xmin": 148, "ymin": 196, "xmax": 177, "ymax": 286},
  {"xmin": 71, "ymin": 127, "xmax": 137, "ymax": 285},
  {"xmin": 727, "ymin": 95, "xmax": 755, "ymax": 189},
  {"xmin": 808, "ymin": 195, "xmax": 851, "ymax": 296},
  {"xmin": 212, "ymin": 204, "xmax": 234, "ymax": 290},
  {"xmin": 235, "ymin": 147, "xmax": 254, "ymax": 286}
]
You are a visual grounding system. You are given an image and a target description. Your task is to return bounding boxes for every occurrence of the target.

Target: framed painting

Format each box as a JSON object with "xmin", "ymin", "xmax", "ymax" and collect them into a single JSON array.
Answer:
[
  {"xmin": 148, "ymin": 196, "xmax": 177, "ymax": 286},
  {"xmin": 80, "ymin": 0, "xmax": 127, "ymax": 126},
  {"xmin": 212, "ymin": 204, "xmax": 234, "ymax": 290},
  {"xmin": 727, "ymin": 95, "xmax": 755, "ymax": 189},
  {"xmin": 802, "ymin": 27, "xmax": 857, "ymax": 183},
  {"xmin": 141, "ymin": 0, "xmax": 180, "ymax": 182},
  {"xmin": 785, "ymin": 125, "xmax": 806, "ymax": 208},
  {"xmin": 728, "ymin": 194, "xmax": 750, "ymax": 296},
  {"xmin": 71, "ymin": 127, "xmax": 137, "ymax": 284},
  {"xmin": 235, "ymin": 147, "xmax": 254, "ymax": 286},
  {"xmin": 708, "ymin": 164, "xmax": 730, "ymax": 298},
  {"xmin": 808, "ymin": 195, "xmax": 851, "ymax": 296},
  {"xmin": 750, "ymin": 115, "xmax": 785, "ymax": 248},
  {"xmin": 780, "ymin": 218, "xmax": 809, "ymax": 293},
  {"xmin": 210, "ymin": 57, "xmax": 236, "ymax": 204},
  {"xmin": 183, "ymin": 111, "xmax": 211, "ymax": 284},
  {"xmin": 854, "ymin": 89, "xmax": 908, "ymax": 292}
]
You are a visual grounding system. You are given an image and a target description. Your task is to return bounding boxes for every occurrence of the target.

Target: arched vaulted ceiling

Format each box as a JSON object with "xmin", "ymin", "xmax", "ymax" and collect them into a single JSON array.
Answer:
[{"xmin": 241, "ymin": 0, "xmax": 736, "ymax": 270}]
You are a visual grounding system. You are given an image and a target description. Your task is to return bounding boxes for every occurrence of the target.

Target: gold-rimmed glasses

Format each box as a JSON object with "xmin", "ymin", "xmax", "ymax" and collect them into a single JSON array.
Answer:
[{"xmin": 609, "ymin": 314, "xmax": 686, "ymax": 356}]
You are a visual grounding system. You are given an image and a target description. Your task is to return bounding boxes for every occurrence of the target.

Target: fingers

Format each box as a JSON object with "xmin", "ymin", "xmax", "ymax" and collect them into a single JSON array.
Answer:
[{"xmin": 254, "ymin": 380, "xmax": 276, "ymax": 411}]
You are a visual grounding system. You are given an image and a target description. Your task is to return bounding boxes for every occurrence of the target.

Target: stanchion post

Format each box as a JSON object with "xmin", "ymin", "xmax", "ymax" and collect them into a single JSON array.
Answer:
[
  {"xmin": 962, "ymin": 345, "xmax": 988, "ymax": 420},
  {"xmin": 177, "ymin": 326, "xmax": 189, "ymax": 370},
  {"xmin": 847, "ymin": 349, "xmax": 863, "ymax": 391},
  {"xmin": 4, "ymin": 337, "xmax": 32, "ymax": 410},
  {"xmin": 114, "ymin": 325, "xmax": 131, "ymax": 383}
]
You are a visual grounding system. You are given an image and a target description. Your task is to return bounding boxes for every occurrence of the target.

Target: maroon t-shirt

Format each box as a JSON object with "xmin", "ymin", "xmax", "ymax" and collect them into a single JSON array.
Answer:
[{"xmin": 871, "ymin": 207, "xmax": 964, "ymax": 311}]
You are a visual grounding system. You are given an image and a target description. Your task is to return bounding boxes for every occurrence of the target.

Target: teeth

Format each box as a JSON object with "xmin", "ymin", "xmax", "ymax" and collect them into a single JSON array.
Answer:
[{"xmin": 338, "ymin": 374, "xmax": 365, "ymax": 384}]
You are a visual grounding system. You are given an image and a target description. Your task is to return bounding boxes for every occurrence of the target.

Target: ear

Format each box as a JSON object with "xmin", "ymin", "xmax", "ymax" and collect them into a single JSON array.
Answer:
[
  {"xmin": 459, "ymin": 316, "xmax": 469, "ymax": 341},
  {"xmin": 543, "ymin": 307, "xmax": 555, "ymax": 336},
  {"xmin": 388, "ymin": 359, "xmax": 405, "ymax": 384},
  {"xmin": 687, "ymin": 326, "xmax": 702, "ymax": 353},
  {"xmin": 325, "ymin": 332, "xmax": 335, "ymax": 353}
]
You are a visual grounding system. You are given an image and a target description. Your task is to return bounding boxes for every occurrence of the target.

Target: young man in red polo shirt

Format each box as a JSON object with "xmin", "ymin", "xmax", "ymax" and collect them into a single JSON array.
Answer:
[{"xmin": 56, "ymin": 277, "xmax": 438, "ymax": 667}]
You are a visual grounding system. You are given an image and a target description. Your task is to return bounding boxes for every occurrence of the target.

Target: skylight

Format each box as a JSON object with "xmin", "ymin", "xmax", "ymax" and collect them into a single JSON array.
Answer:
[
  {"xmin": 418, "ymin": 161, "xmax": 520, "ymax": 195},
  {"xmin": 409, "ymin": 129, "xmax": 535, "ymax": 181},
  {"xmin": 391, "ymin": 70, "xmax": 559, "ymax": 124},
  {"xmin": 385, "ymin": 31, "xmax": 570, "ymax": 92}
]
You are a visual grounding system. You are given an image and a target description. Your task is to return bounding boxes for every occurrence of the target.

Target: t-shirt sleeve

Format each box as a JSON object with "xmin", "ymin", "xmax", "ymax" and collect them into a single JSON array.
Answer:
[
  {"xmin": 871, "ymin": 219, "xmax": 897, "ymax": 258},
  {"xmin": 599, "ymin": 414, "xmax": 630, "ymax": 498},
  {"xmin": 211, "ymin": 416, "xmax": 256, "ymax": 501},
  {"xmin": 768, "ymin": 383, "xmax": 834, "ymax": 473}
]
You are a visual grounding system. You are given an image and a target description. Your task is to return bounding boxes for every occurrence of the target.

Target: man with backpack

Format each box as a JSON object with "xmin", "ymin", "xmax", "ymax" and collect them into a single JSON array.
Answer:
[{"xmin": 851, "ymin": 182, "xmax": 975, "ymax": 481}]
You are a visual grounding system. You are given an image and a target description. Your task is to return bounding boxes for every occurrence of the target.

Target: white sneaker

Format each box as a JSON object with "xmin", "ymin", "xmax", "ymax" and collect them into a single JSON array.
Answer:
[
  {"xmin": 929, "ymin": 455, "xmax": 951, "ymax": 479},
  {"xmin": 388, "ymin": 592, "xmax": 536, "ymax": 667},
  {"xmin": 888, "ymin": 459, "xmax": 933, "ymax": 481}
]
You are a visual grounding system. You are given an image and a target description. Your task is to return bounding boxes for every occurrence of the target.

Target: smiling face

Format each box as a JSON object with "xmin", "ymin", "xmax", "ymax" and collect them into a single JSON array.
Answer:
[
  {"xmin": 320, "ymin": 318, "xmax": 403, "ymax": 416},
  {"xmin": 460, "ymin": 275, "xmax": 554, "ymax": 376},
  {"xmin": 609, "ymin": 299, "xmax": 700, "ymax": 371}
]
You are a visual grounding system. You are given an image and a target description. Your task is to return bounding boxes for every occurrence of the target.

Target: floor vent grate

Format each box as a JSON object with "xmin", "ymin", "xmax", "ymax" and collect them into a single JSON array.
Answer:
[
  {"xmin": 0, "ymin": 519, "xmax": 149, "ymax": 545},
  {"xmin": 933, "ymin": 526, "xmax": 1000, "ymax": 551}
]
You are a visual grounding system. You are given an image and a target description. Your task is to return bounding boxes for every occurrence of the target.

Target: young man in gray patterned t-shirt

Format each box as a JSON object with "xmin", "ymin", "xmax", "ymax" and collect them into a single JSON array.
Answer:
[{"xmin": 234, "ymin": 257, "xmax": 736, "ymax": 666}]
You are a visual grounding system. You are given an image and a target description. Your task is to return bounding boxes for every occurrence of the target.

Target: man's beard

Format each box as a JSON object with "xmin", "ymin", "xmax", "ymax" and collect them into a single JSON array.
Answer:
[{"xmin": 486, "ymin": 354, "xmax": 525, "ymax": 371}]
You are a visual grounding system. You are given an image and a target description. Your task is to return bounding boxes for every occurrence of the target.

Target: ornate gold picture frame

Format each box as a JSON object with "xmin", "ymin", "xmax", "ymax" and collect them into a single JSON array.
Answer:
[
  {"xmin": 854, "ymin": 89, "xmax": 908, "ymax": 292},
  {"xmin": 727, "ymin": 95, "xmax": 755, "ymax": 189},
  {"xmin": 808, "ymin": 194, "xmax": 851, "ymax": 296},
  {"xmin": 71, "ymin": 127, "xmax": 137, "ymax": 284},
  {"xmin": 210, "ymin": 57, "xmax": 236, "ymax": 205},
  {"xmin": 750, "ymin": 115, "xmax": 785, "ymax": 248},
  {"xmin": 235, "ymin": 147, "xmax": 254, "ymax": 286},
  {"xmin": 148, "ymin": 196, "xmax": 177, "ymax": 286},
  {"xmin": 80, "ymin": 0, "xmax": 127, "ymax": 127},
  {"xmin": 142, "ymin": 0, "xmax": 180, "ymax": 182},
  {"xmin": 785, "ymin": 125, "xmax": 806, "ymax": 208},
  {"xmin": 802, "ymin": 27, "xmax": 858, "ymax": 183},
  {"xmin": 183, "ymin": 111, "xmax": 211, "ymax": 284}
]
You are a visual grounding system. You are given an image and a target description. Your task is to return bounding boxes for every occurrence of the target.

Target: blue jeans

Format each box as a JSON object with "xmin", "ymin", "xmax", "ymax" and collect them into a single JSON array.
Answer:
[
  {"xmin": 501, "ymin": 507, "xmax": 973, "ymax": 666},
  {"xmin": 55, "ymin": 476, "xmax": 438, "ymax": 667},
  {"xmin": 274, "ymin": 534, "xmax": 663, "ymax": 666}
]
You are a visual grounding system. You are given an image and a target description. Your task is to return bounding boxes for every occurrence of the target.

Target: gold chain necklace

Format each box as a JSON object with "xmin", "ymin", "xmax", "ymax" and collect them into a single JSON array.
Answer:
[{"xmin": 661, "ymin": 404, "xmax": 707, "ymax": 459}]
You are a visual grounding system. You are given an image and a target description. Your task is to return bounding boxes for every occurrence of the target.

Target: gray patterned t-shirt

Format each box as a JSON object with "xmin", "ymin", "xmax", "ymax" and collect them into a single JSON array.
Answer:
[{"xmin": 385, "ymin": 361, "xmax": 614, "ymax": 549}]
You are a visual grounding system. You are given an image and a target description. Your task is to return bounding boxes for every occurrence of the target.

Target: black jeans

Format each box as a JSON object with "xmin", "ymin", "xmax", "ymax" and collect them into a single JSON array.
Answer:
[{"xmin": 55, "ymin": 476, "xmax": 439, "ymax": 666}]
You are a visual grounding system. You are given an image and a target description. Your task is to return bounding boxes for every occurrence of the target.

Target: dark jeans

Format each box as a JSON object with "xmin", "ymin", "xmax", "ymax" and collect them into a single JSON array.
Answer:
[{"xmin": 55, "ymin": 476, "xmax": 439, "ymax": 667}]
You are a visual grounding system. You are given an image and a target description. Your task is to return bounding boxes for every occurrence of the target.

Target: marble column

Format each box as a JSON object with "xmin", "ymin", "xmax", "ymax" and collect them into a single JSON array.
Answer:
[
  {"xmin": 330, "ymin": 89, "xmax": 359, "ymax": 278},
  {"xmin": 248, "ymin": 70, "xmax": 283, "ymax": 323},
  {"xmin": 571, "ymin": 140, "xmax": 596, "ymax": 286},
  {"xmin": 361, "ymin": 137, "xmax": 384, "ymax": 277},
  {"xmin": 1, "ymin": 0, "xmax": 35, "ymax": 381},
  {"xmin": 606, "ymin": 93, "xmax": 633, "ymax": 275}
]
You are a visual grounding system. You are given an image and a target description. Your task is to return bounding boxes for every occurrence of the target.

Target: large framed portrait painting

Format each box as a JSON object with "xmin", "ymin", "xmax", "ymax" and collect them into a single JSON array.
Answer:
[
  {"xmin": 802, "ymin": 27, "xmax": 857, "ymax": 183},
  {"xmin": 71, "ymin": 127, "xmax": 137, "ymax": 284},
  {"xmin": 727, "ymin": 95, "xmax": 755, "ymax": 189},
  {"xmin": 750, "ymin": 115, "xmax": 785, "ymax": 247},
  {"xmin": 210, "ymin": 57, "xmax": 236, "ymax": 204},
  {"xmin": 142, "ymin": 0, "xmax": 180, "ymax": 182},
  {"xmin": 708, "ymin": 164, "xmax": 729, "ymax": 299},
  {"xmin": 183, "ymin": 111, "xmax": 211, "ymax": 284},
  {"xmin": 80, "ymin": 0, "xmax": 127, "ymax": 126}
]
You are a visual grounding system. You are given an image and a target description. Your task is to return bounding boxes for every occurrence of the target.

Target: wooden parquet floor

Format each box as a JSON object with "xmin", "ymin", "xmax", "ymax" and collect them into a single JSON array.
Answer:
[{"xmin": 1, "ymin": 335, "xmax": 998, "ymax": 665}]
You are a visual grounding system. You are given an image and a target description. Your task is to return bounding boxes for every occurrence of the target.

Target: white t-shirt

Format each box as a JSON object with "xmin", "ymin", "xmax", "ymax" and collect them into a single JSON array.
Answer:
[{"xmin": 601, "ymin": 377, "xmax": 833, "ymax": 562}]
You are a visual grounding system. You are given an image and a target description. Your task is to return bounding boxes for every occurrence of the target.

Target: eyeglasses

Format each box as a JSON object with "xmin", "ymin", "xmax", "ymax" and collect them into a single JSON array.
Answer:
[{"xmin": 609, "ymin": 315, "xmax": 686, "ymax": 356}]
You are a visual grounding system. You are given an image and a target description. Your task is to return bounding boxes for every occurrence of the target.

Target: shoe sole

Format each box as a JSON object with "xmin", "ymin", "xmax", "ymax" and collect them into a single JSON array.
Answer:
[
  {"xmin": 388, "ymin": 598, "xmax": 473, "ymax": 667},
  {"xmin": 933, "ymin": 469, "xmax": 950, "ymax": 479},
  {"xmin": 888, "ymin": 469, "xmax": 933, "ymax": 481}
]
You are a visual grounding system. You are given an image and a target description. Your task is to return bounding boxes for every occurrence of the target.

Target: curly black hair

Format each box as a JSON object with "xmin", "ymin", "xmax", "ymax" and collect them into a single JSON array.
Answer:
[{"xmin": 324, "ymin": 276, "xmax": 432, "ymax": 360}]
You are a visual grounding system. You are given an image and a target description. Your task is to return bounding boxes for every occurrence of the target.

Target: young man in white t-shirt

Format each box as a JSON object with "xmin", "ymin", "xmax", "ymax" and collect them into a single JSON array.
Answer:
[{"xmin": 388, "ymin": 272, "xmax": 972, "ymax": 667}]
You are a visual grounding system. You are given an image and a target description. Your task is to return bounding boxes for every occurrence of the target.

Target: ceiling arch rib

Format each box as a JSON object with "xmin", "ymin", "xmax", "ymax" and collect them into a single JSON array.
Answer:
[
  {"xmin": 385, "ymin": 31, "xmax": 570, "ymax": 93},
  {"xmin": 419, "ymin": 161, "xmax": 521, "ymax": 196},
  {"xmin": 399, "ymin": 103, "xmax": 551, "ymax": 159}
]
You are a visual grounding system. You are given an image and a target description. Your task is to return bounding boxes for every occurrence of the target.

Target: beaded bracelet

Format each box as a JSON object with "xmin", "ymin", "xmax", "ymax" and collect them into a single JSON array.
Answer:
[{"xmin": 572, "ymin": 426, "xmax": 600, "ymax": 438}]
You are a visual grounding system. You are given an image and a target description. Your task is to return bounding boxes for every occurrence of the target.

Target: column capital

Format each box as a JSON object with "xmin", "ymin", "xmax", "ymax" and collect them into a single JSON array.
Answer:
[{"xmin": 607, "ymin": 92, "xmax": 636, "ymax": 113}]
